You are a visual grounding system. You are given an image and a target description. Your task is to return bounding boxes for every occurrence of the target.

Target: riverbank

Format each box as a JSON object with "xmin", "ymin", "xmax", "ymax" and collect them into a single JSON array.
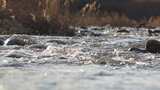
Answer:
[{"xmin": 1, "ymin": 0, "xmax": 160, "ymax": 35}]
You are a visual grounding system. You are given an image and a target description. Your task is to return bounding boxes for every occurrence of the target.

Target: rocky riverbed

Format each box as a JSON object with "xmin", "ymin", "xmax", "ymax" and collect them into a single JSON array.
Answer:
[{"xmin": 1, "ymin": 26, "xmax": 160, "ymax": 90}]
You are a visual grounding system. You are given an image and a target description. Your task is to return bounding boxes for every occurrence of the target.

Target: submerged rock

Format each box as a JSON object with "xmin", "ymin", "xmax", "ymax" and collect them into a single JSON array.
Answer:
[
  {"xmin": 5, "ymin": 50, "xmax": 32, "ymax": 58},
  {"xmin": 128, "ymin": 47, "xmax": 147, "ymax": 53}
]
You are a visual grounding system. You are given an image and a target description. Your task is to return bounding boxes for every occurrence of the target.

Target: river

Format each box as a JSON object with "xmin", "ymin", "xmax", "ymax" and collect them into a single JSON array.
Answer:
[{"xmin": 0, "ymin": 26, "xmax": 160, "ymax": 90}]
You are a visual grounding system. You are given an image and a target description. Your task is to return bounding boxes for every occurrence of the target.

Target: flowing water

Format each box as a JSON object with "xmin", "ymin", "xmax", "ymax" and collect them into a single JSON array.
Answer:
[{"xmin": 0, "ymin": 26, "xmax": 160, "ymax": 90}]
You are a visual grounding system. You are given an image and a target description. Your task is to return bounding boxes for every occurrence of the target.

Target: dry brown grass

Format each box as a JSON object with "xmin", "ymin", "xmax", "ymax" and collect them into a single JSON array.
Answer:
[
  {"xmin": 66, "ymin": 12, "xmax": 160, "ymax": 28},
  {"xmin": 147, "ymin": 16, "xmax": 160, "ymax": 27},
  {"xmin": 66, "ymin": 13, "xmax": 138, "ymax": 27}
]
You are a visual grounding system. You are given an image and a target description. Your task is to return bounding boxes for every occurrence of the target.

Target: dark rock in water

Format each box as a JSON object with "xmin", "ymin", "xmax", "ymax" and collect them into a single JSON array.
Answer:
[
  {"xmin": 148, "ymin": 29, "xmax": 152, "ymax": 36},
  {"xmin": 148, "ymin": 29, "xmax": 160, "ymax": 36},
  {"xmin": 146, "ymin": 39, "xmax": 160, "ymax": 53},
  {"xmin": 92, "ymin": 28, "xmax": 100, "ymax": 30},
  {"xmin": 117, "ymin": 29, "xmax": 130, "ymax": 33},
  {"xmin": 6, "ymin": 38, "xmax": 25, "ymax": 46},
  {"xmin": 91, "ymin": 27, "xmax": 105, "ymax": 30},
  {"xmin": 0, "ymin": 39, "xmax": 4, "ymax": 45},
  {"xmin": 129, "ymin": 39, "xmax": 160, "ymax": 53},
  {"xmin": 0, "ymin": 36, "xmax": 9, "ymax": 45},
  {"xmin": 80, "ymin": 26, "xmax": 88, "ymax": 29},
  {"xmin": 128, "ymin": 47, "xmax": 148, "ymax": 53},
  {"xmin": 4, "ymin": 35, "xmax": 36, "ymax": 46}
]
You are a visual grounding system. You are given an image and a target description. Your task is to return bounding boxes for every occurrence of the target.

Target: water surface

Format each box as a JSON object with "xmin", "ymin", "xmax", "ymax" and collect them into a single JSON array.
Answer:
[{"xmin": 0, "ymin": 26, "xmax": 160, "ymax": 90}]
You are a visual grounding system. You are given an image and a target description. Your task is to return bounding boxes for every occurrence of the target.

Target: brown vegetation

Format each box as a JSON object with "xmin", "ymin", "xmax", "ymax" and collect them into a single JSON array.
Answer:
[
  {"xmin": 0, "ymin": 0, "xmax": 75, "ymax": 36},
  {"xmin": 147, "ymin": 16, "xmax": 160, "ymax": 27},
  {"xmin": 69, "ymin": 13, "xmax": 137, "ymax": 27},
  {"xmin": 1, "ymin": 0, "xmax": 160, "ymax": 35}
]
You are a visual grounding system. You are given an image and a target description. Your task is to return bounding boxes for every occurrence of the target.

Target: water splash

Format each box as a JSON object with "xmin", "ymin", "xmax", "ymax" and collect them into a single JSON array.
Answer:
[
  {"xmin": 3, "ymin": 35, "xmax": 16, "ymax": 46},
  {"xmin": 3, "ymin": 37, "xmax": 11, "ymax": 46}
]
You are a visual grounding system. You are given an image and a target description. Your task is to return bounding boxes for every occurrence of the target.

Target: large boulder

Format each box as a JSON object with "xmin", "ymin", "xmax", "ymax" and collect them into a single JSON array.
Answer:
[{"xmin": 145, "ymin": 39, "xmax": 160, "ymax": 53}]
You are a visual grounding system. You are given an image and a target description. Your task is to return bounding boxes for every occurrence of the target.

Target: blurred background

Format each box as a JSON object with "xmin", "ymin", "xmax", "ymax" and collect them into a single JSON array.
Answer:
[{"xmin": 1, "ymin": 0, "xmax": 160, "ymax": 34}]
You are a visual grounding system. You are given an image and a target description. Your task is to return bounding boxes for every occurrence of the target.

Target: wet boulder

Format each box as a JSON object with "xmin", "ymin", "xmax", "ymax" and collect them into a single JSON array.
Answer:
[
  {"xmin": 5, "ymin": 38, "xmax": 25, "ymax": 46},
  {"xmin": 129, "ymin": 39, "xmax": 160, "ymax": 53},
  {"xmin": 4, "ymin": 34, "xmax": 36, "ymax": 46},
  {"xmin": 145, "ymin": 39, "xmax": 160, "ymax": 53}
]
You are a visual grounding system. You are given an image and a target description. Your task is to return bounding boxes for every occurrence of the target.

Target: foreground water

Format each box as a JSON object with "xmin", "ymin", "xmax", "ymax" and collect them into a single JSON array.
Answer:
[{"xmin": 0, "ymin": 26, "xmax": 160, "ymax": 90}]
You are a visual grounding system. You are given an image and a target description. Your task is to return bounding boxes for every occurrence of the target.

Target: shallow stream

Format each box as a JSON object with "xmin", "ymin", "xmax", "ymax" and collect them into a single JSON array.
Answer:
[{"xmin": 0, "ymin": 26, "xmax": 160, "ymax": 90}]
